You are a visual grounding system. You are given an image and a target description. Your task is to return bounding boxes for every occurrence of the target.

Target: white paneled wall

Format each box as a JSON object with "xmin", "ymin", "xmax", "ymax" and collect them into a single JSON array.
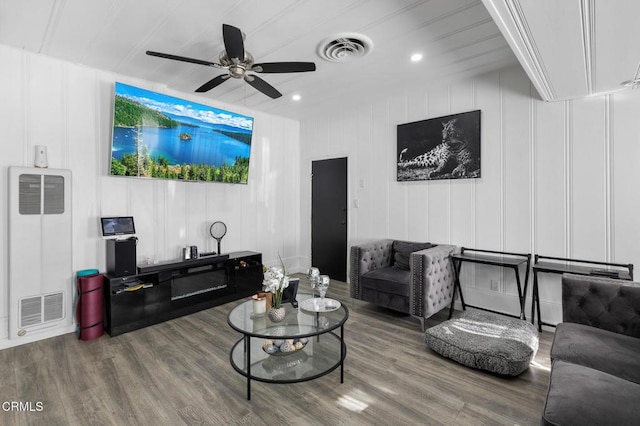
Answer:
[
  {"xmin": 300, "ymin": 65, "xmax": 640, "ymax": 325},
  {"xmin": 0, "ymin": 44, "xmax": 301, "ymax": 347}
]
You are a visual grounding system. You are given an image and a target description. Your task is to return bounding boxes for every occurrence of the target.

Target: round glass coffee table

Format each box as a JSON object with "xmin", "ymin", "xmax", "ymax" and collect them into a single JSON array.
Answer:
[{"xmin": 227, "ymin": 293, "xmax": 348, "ymax": 400}]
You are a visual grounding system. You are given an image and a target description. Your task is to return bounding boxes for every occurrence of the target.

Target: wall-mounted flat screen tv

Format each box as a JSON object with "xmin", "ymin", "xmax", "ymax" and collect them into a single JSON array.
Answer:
[{"xmin": 110, "ymin": 82, "xmax": 254, "ymax": 184}]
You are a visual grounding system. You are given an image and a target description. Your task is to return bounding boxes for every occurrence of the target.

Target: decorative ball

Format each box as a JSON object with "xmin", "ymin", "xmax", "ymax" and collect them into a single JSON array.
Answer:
[
  {"xmin": 280, "ymin": 342, "xmax": 294, "ymax": 353},
  {"xmin": 262, "ymin": 337, "xmax": 308, "ymax": 356},
  {"xmin": 264, "ymin": 344, "xmax": 278, "ymax": 354}
]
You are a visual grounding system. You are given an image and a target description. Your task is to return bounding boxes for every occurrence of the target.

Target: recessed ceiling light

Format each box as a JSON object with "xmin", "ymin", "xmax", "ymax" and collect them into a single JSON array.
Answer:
[
  {"xmin": 410, "ymin": 53, "xmax": 423, "ymax": 63},
  {"xmin": 292, "ymin": 94, "xmax": 301, "ymax": 101}
]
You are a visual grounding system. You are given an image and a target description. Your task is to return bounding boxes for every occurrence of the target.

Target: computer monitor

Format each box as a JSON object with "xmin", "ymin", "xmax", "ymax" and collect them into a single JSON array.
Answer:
[{"xmin": 101, "ymin": 216, "xmax": 136, "ymax": 239}]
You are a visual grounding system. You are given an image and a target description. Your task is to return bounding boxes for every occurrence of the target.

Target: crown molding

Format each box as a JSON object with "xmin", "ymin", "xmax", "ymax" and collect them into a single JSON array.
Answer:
[{"xmin": 482, "ymin": 0, "xmax": 555, "ymax": 101}]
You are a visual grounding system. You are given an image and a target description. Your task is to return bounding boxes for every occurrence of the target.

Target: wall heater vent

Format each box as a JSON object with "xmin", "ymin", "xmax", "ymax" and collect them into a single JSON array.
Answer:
[
  {"xmin": 20, "ymin": 296, "xmax": 42, "ymax": 327},
  {"xmin": 9, "ymin": 167, "xmax": 72, "ymax": 340},
  {"xmin": 19, "ymin": 293, "xmax": 65, "ymax": 328},
  {"xmin": 44, "ymin": 293, "xmax": 64, "ymax": 321}
]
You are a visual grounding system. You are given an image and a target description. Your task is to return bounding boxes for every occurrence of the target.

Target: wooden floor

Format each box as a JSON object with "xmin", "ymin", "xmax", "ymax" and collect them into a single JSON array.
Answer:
[{"xmin": 0, "ymin": 276, "xmax": 553, "ymax": 425}]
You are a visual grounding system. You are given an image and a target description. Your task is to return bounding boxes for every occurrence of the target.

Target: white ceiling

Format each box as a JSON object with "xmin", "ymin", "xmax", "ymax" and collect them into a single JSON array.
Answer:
[
  {"xmin": 0, "ymin": 0, "xmax": 518, "ymax": 118},
  {"xmin": 483, "ymin": 0, "xmax": 640, "ymax": 101},
  {"xmin": 1, "ymin": 0, "xmax": 637, "ymax": 118}
]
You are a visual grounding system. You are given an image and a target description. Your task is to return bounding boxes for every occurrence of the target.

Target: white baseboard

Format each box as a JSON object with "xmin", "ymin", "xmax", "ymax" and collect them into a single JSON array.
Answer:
[{"xmin": 0, "ymin": 324, "xmax": 76, "ymax": 350}]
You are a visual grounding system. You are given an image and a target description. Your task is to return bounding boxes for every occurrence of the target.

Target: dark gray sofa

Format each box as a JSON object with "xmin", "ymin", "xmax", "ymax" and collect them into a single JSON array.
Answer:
[
  {"xmin": 350, "ymin": 239, "xmax": 456, "ymax": 330},
  {"xmin": 542, "ymin": 273, "xmax": 640, "ymax": 425}
]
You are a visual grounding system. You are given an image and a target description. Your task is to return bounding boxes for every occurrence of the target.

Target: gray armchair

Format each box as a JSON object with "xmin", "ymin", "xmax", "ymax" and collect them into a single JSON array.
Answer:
[
  {"xmin": 350, "ymin": 239, "xmax": 457, "ymax": 330},
  {"xmin": 542, "ymin": 274, "xmax": 640, "ymax": 425}
]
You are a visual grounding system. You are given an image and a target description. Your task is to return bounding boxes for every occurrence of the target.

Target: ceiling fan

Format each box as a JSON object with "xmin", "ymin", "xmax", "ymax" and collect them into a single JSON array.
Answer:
[{"xmin": 146, "ymin": 24, "xmax": 316, "ymax": 99}]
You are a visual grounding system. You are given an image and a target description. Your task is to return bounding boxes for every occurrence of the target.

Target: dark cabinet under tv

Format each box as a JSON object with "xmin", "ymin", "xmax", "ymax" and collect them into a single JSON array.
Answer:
[{"xmin": 104, "ymin": 251, "xmax": 262, "ymax": 336}]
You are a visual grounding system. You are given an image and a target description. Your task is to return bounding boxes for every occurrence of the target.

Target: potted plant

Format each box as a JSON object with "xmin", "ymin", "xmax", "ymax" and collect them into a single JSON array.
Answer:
[{"xmin": 262, "ymin": 257, "xmax": 290, "ymax": 322}]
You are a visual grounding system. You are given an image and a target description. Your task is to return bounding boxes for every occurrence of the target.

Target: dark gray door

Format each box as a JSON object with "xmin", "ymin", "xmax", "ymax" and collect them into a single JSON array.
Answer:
[{"xmin": 311, "ymin": 157, "xmax": 347, "ymax": 281}]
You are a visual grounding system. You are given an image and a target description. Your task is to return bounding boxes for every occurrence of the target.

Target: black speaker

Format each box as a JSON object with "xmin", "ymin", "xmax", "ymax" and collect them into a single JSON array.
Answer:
[{"xmin": 106, "ymin": 238, "xmax": 137, "ymax": 277}]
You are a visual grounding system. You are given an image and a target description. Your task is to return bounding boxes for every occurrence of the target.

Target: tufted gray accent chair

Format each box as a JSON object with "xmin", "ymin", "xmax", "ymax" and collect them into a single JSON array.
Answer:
[{"xmin": 350, "ymin": 239, "xmax": 457, "ymax": 330}]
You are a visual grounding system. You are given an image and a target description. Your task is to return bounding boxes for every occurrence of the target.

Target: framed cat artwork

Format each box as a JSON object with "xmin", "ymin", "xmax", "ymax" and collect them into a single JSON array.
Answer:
[{"xmin": 397, "ymin": 110, "xmax": 481, "ymax": 181}]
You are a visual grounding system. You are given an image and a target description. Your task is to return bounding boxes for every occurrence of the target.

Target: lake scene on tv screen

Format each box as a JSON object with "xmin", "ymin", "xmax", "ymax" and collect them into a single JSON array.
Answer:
[{"xmin": 110, "ymin": 82, "xmax": 254, "ymax": 183}]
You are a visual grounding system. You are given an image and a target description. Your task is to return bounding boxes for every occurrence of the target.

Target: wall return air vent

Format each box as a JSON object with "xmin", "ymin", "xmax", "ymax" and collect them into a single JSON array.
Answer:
[
  {"xmin": 19, "ymin": 292, "xmax": 64, "ymax": 330},
  {"xmin": 317, "ymin": 33, "xmax": 373, "ymax": 62}
]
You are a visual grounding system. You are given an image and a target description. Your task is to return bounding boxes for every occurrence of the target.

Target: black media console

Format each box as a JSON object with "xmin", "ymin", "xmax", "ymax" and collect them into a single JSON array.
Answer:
[{"xmin": 104, "ymin": 251, "xmax": 262, "ymax": 336}]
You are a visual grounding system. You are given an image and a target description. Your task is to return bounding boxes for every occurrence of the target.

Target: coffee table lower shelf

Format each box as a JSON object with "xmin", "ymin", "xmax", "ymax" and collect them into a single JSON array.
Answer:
[{"xmin": 229, "ymin": 331, "xmax": 346, "ymax": 400}]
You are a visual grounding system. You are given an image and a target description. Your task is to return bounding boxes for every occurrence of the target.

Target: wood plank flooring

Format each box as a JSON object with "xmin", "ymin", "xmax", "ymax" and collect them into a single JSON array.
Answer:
[{"xmin": 0, "ymin": 276, "xmax": 552, "ymax": 425}]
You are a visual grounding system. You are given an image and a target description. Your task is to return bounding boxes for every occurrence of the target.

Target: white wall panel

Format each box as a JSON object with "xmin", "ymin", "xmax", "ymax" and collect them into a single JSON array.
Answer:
[
  {"xmin": 612, "ymin": 92, "xmax": 640, "ymax": 266},
  {"xmin": 535, "ymin": 100, "xmax": 566, "ymax": 257},
  {"xmin": 426, "ymin": 181, "xmax": 450, "ymax": 244},
  {"xmin": 325, "ymin": 111, "xmax": 342, "ymax": 159},
  {"xmin": 67, "ymin": 66, "xmax": 101, "ymax": 271},
  {"xmin": 427, "ymin": 85, "xmax": 452, "ymax": 119},
  {"xmin": 474, "ymin": 73, "xmax": 502, "ymax": 251},
  {"xmin": 282, "ymin": 119, "xmax": 301, "ymax": 269},
  {"xmin": 571, "ymin": 97, "xmax": 607, "ymax": 261},
  {"xmin": 152, "ymin": 180, "xmax": 167, "ymax": 263},
  {"xmin": 501, "ymin": 67, "xmax": 531, "ymax": 255},
  {"xmin": 101, "ymin": 178, "xmax": 128, "ymax": 215},
  {"xmin": 164, "ymin": 180, "xmax": 188, "ymax": 259},
  {"xmin": 273, "ymin": 118, "xmax": 290, "ymax": 264},
  {"xmin": 313, "ymin": 116, "xmax": 329, "ymax": 160},
  {"xmin": 406, "ymin": 184, "xmax": 429, "ymax": 242},
  {"xmin": 298, "ymin": 120, "xmax": 314, "ymax": 264},
  {"xmin": 355, "ymin": 105, "xmax": 373, "ymax": 241},
  {"xmin": 259, "ymin": 115, "xmax": 278, "ymax": 264},
  {"xmin": 533, "ymin": 98, "xmax": 566, "ymax": 314},
  {"xmin": 129, "ymin": 179, "xmax": 156, "ymax": 261},
  {"xmin": 27, "ymin": 54, "xmax": 65, "ymax": 167},
  {"xmin": 388, "ymin": 95, "xmax": 408, "ymax": 240},
  {"xmin": 370, "ymin": 100, "xmax": 392, "ymax": 239},
  {"xmin": 0, "ymin": 46, "xmax": 25, "ymax": 334},
  {"xmin": 185, "ymin": 183, "xmax": 207, "ymax": 248},
  {"xmin": 221, "ymin": 187, "xmax": 242, "ymax": 254},
  {"xmin": 300, "ymin": 64, "xmax": 640, "ymax": 324},
  {"xmin": 406, "ymin": 90, "xmax": 428, "ymax": 123}
]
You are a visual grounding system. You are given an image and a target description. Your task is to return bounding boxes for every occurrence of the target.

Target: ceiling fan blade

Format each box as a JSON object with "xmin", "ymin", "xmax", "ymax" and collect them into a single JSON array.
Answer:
[
  {"xmin": 253, "ymin": 62, "xmax": 316, "ymax": 73},
  {"xmin": 195, "ymin": 74, "xmax": 230, "ymax": 93},
  {"xmin": 222, "ymin": 24, "xmax": 245, "ymax": 62},
  {"xmin": 146, "ymin": 51, "xmax": 220, "ymax": 67},
  {"xmin": 244, "ymin": 75, "xmax": 282, "ymax": 99}
]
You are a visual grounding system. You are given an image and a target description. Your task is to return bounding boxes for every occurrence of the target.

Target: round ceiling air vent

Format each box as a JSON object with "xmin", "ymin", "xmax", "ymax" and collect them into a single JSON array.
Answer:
[{"xmin": 317, "ymin": 33, "xmax": 373, "ymax": 62}]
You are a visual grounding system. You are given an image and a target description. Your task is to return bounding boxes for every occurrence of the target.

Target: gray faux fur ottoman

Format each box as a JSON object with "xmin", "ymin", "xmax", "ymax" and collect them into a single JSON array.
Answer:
[{"xmin": 425, "ymin": 310, "xmax": 539, "ymax": 376}]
